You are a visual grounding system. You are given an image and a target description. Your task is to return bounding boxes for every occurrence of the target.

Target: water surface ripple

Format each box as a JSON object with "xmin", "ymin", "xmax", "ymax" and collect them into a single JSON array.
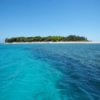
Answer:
[{"xmin": 0, "ymin": 44, "xmax": 100, "ymax": 100}]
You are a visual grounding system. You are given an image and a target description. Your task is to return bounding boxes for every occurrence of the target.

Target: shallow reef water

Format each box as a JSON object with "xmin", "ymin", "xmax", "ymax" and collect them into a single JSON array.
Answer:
[{"xmin": 0, "ymin": 44, "xmax": 100, "ymax": 100}]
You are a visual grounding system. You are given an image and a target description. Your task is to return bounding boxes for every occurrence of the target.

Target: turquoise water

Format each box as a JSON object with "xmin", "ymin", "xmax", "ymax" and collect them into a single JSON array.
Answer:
[{"xmin": 0, "ymin": 44, "xmax": 100, "ymax": 100}]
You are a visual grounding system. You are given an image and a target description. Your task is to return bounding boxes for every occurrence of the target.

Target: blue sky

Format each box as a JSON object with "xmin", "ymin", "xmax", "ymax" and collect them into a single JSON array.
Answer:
[{"xmin": 0, "ymin": 0, "xmax": 100, "ymax": 42}]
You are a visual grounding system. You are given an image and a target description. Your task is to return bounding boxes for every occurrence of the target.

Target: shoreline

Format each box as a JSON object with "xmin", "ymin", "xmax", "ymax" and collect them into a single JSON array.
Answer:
[{"xmin": 4, "ymin": 41, "xmax": 100, "ymax": 44}]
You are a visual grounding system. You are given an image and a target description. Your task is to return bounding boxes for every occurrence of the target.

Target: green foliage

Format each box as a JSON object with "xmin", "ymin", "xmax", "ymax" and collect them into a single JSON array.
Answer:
[{"xmin": 5, "ymin": 35, "xmax": 88, "ymax": 43}]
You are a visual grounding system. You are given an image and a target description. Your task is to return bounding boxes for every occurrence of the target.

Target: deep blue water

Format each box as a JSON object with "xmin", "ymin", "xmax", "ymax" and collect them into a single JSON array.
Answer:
[{"xmin": 0, "ymin": 44, "xmax": 100, "ymax": 100}]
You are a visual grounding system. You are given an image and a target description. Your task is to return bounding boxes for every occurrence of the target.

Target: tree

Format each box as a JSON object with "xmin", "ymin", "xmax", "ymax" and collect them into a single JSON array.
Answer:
[{"xmin": 5, "ymin": 35, "xmax": 88, "ymax": 43}]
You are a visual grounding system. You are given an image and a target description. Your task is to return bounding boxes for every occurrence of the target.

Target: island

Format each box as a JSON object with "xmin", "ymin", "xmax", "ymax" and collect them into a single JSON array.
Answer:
[{"xmin": 5, "ymin": 35, "xmax": 88, "ymax": 43}]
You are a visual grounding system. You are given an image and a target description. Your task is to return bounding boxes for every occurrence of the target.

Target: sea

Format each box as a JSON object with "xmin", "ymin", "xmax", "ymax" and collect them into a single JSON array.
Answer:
[{"xmin": 0, "ymin": 43, "xmax": 100, "ymax": 100}]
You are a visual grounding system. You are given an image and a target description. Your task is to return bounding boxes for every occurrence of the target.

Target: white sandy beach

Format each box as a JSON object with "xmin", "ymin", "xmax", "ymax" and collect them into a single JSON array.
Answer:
[{"xmin": 5, "ymin": 41, "xmax": 100, "ymax": 44}]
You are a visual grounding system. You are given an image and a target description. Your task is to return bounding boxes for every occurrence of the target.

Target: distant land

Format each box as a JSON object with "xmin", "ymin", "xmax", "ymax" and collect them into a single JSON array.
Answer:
[{"xmin": 5, "ymin": 35, "xmax": 88, "ymax": 43}]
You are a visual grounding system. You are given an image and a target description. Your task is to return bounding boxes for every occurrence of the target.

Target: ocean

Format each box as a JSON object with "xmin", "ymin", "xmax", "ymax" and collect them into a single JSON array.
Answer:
[{"xmin": 0, "ymin": 43, "xmax": 100, "ymax": 100}]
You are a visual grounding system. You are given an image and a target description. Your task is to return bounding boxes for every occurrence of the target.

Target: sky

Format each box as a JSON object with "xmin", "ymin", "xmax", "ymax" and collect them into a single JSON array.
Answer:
[{"xmin": 0, "ymin": 0, "xmax": 100, "ymax": 42}]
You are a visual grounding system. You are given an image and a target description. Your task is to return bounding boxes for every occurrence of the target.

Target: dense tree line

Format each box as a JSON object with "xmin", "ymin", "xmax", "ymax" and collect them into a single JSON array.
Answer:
[{"xmin": 5, "ymin": 35, "xmax": 88, "ymax": 43}]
